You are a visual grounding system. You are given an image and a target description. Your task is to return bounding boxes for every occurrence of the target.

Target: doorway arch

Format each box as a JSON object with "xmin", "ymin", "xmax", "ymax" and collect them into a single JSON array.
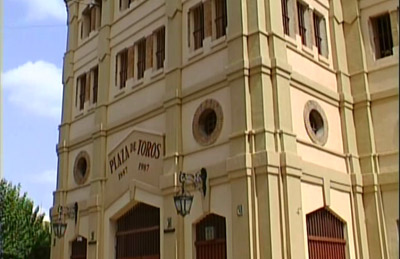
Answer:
[{"xmin": 115, "ymin": 203, "xmax": 160, "ymax": 259}]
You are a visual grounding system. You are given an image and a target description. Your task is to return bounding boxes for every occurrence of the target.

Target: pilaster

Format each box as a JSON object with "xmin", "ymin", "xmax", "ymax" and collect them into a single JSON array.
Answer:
[
  {"xmin": 341, "ymin": 0, "xmax": 389, "ymax": 258},
  {"xmin": 246, "ymin": 0, "xmax": 283, "ymax": 258},
  {"xmin": 225, "ymin": 1, "xmax": 255, "ymax": 259},
  {"xmin": 264, "ymin": 1, "xmax": 306, "ymax": 258},
  {"xmin": 330, "ymin": 0, "xmax": 370, "ymax": 258},
  {"xmin": 164, "ymin": 1, "xmax": 183, "ymax": 259},
  {"xmin": 87, "ymin": 1, "xmax": 114, "ymax": 258}
]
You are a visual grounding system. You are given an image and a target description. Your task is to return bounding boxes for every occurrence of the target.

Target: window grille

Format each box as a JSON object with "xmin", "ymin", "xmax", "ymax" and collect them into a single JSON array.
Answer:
[
  {"xmin": 306, "ymin": 208, "xmax": 346, "ymax": 259},
  {"xmin": 71, "ymin": 237, "xmax": 87, "ymax": 259},
  {"xmin": 313, "ymin": 13, "xmax": 322, "ymax": 54},
  {"xmin": 115, "ymin": 203, "xmax": 160, "ymax": 259},
  {"xmin": 137, "ymin": 39, "xmax": 146, "ymax": 79},
  {"xmin": 193, "ymin": 4, "xmax": 205, "ymax": 50},
  {"xmin": 155, "ymin": 27, "xmax": 165, "ymax": 69},
  {"xmin": 118, "ymin": 49, "xmax": 128, "ymax": 88},
  {"xmin": 90, "ymin": 7, "xmax": 96, "ymax": 32},
  {"xmin": 282, "ymin": 0, "xmax": 290, "ymax": 35},
  {"xmin": 215, "ymin": 0, "xmax": 227, "ymax": 38},
  {"xmin": 78, "ymin": 74, "xmax": 86, "ymax": 110},
  {"xmin": 195, "ymin": 214, "xmax": 227, "ymax": 259},
  {"xmin": 297, "ymin": 2, "xmax": 307, "ymax": 45},
  {"xmin": 372, "ymin": 14, "xmax": 393, "ymax": 59},
  {"xmin": 92, "ymin": 66, "xmax": 98, "ymax": 104}
]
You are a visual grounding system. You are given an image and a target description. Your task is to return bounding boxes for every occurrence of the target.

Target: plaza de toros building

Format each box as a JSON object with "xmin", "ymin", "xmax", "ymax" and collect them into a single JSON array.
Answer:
[{"xmin": 51, "ymin": 0, "xmax": 398, "ymax": 258}]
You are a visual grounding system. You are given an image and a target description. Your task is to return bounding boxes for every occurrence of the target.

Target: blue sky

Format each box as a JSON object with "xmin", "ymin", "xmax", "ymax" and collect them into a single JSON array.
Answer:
[{"xmin": 3, "ymin": 0, "xmax": 67, "ymax": 220}]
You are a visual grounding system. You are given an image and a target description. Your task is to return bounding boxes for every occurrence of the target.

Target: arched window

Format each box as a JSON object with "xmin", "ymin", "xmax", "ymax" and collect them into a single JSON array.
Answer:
[
  {"xmin": 195, "ymin": 214, "xmax": 227, "ymax": 259},
  {"xmin": 71, "ymin": 236, "xmax": 87, "ymax": 259},
  {"xmin": 115, "ymin": 203, "xmax": 160, "ymax": 259},
  {"xmin": 306, "ymin": 208, "xmax": 346, "ymax": 259}
]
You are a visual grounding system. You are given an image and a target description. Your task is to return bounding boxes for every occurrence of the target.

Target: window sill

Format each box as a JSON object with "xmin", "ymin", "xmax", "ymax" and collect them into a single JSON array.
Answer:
[
  {"xmin": 73, "ymin": 108, "xmax": 95, "ymax": 121},
  {"xmin": 369, "ymin": 55, "xmax": 398, "ymax": 70},
  {"xmin": 284, "ymin": 34, "xmax": 297, "ymax": 48},
  {"xmin": 151, "ymin": 68, "xmax": 164, "ymax": 79},
  {"xmin": 375, "ymin": 47, "xmax": 398, "ymax": 62},
  {"xmin": 87, "ymin": 106, "xmax": 96, "ymax": 113},
  {"xmin": 211, "ymin": 35, "xmax": 227, "ymax": 49},
  {"xmin": 188, "ymin": 47, "xmax": 204, "ymax": 61},
  {"xmin": 302, "ymin": 45, "xmax": 314, "ymax": 58},
  {"xmin": 114, "ymin": 89, "xmax": 126, "ymax": 99},
  {"xmin": 131, "ymin": 78, "xmax": 144, "ymax": 89},
  {"xmin": 286, "ymin": 39, "xmax": 334, "ymax": 72},
  {"xmin": 79, "ymin": 30, "xmax": 99, "ymax": 46},
  {"xmin": 75, "ymin": 112, "xmax": 84, "ymax": 119},
  {"xmin": 318, "ymin": 54, "xmax": 329, "ymax": 66}
]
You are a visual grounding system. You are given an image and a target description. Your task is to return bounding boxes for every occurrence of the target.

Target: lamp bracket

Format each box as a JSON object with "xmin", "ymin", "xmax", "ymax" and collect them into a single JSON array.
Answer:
[
  {"xmin": 178, "ymin": 168, "xmax": 207, "ymax": 196},
  {"xmin": 58, "ymin": 204, "xmax": 77, "ymax": 219}
]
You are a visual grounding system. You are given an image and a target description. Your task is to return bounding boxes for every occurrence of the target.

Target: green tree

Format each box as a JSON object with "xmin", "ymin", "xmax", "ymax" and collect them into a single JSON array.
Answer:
[{"xmin": 0, "ymin": 179, "xmax": 51, "ymax": 259}]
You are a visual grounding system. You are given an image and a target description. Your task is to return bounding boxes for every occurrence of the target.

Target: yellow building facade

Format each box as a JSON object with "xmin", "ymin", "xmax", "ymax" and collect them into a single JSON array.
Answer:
[{"xmin": 51, "ymin": 0, "xmax": 398, "ymax": 258}]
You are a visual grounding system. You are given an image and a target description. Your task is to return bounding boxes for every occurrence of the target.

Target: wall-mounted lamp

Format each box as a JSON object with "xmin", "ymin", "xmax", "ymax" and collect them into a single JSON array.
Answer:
[
  {"xmin": 174, "ymin": 168, "xmax": 207, "ymax": 217},
  {"xmin": 52, "ymin": 202, "xmax": 78, "ymax": 239}
]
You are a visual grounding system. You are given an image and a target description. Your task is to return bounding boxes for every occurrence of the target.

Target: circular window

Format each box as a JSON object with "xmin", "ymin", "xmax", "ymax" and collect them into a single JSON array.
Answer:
[
  {"xmin": 200, "ymin": 109, "xmax": 217, "ymax": 136},
  {"xmin": 193, "ymin": 99, "xmax": 223, "ymax": 146},
  {"xmin": 304, "ymin": 100, "xmax": 328, "ymax": 146},
  {"xmin": 74, "ymin": 151, "xmax": 90, "ymax": 185}
]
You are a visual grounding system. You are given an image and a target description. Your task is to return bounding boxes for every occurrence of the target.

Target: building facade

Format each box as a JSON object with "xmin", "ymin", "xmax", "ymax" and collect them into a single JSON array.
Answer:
[{"xmin": 51, "ymin": 0, "xmax": 398, "ymax": 258}]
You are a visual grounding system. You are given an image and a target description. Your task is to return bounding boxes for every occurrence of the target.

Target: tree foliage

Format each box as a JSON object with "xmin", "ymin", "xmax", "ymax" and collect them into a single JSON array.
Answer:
[{"xmin": 0, "ymin": 179, "xmax": 51, "ymax": 259}]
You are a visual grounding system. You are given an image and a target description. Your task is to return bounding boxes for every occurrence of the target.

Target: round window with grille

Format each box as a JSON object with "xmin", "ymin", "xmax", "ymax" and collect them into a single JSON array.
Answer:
[
  {"xmin": 193, "ymin": 99, "xmax": 223, "ymax": 146},
  {"xmin": 73, "ymin": 151, "xmax": 90, "ymax": 185},
  {"xmin": 304, "ymin": 100, "xmax": 328, "ymax": 146}
]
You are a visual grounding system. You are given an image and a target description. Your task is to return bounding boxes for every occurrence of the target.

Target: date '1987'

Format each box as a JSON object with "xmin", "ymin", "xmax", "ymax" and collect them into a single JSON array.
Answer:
[{"xmin": 138, "ymin": 163, "xmax": 150, "ymax": 172}]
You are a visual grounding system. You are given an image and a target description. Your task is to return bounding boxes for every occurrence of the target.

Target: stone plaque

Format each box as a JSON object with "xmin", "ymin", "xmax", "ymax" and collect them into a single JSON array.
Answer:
[{"xmin": 105, "ymin": 130, "xmax": 163, "ymax": 207}]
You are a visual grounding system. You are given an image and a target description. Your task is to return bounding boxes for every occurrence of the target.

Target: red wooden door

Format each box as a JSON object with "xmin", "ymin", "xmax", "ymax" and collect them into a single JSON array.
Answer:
[
  {"xmin": 195, "ymin": 214, "xmax": 227, "ymax": 259},
  {"xmin": 116, "ymin": 203, "xmax": 160, "ymax": 259},
  {"xmin": 71, "ymin": 237, "xmax": 87, "ymax": 259},
  {"xmin": 306, "ymin": 208, "xmax": 346, "ymax": 259}
]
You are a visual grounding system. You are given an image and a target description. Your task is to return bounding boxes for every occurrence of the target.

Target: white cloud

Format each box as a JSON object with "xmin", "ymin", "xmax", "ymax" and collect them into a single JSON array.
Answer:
[
  {"xmin": 17, "ymin": 0, "xmax": 67, "ymax": 22},
  {"xmin": 3, "ymin": 61, "xmax": 63, "ymax": 119},
  {"xmin": 29, "ymin": 169, "xmax": 57, "ymax": 184}
]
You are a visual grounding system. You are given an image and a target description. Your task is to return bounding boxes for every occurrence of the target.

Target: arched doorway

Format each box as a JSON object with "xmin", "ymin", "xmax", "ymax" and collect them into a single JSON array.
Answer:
[
  {"xmin": 115, "ymin": 203, "xmax": 160, "ymax": 259},
  {"xmin": 71, "ymin": 237, "xmax": 87, "ymax": 259},
  {"xmin": 306, "ymin": 208, "xmax": 346, "ymax": 259},
  {"xmin": 195, "ymin": 213, "xmax": 227, "ymax": 259}
]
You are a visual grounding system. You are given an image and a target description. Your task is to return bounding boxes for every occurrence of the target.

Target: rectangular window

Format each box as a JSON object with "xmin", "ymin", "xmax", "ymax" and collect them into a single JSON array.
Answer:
[
  {"xmin": 155, "ymin": 27, "xmax": 165, "ymax": 69},
  {"xmin": 120, "ymin": 0, "xmax": 133, "ymax": 11},
  {"xmin": 282, "ymin": 0, "xmax": 290, "ymax": 35},
  {"xmin": 193, "ymin": 4, "xmax": 205, "ymax": 50},
  {"xmin": 372, "ymin": 14, "xmax": 393, "ymax": 59},
  {"xmin": 92, "ymin": 66, "xmax": 98, "ymax": 104},
  {"xmin": 297, "ymin": 2, "xmax": 307, "ymax": 46},
  {"xmin": 78, "ymin": 74, "xmax": 86, "ymax": 110},
  {"xmin": 215, "ymin": 0, "xmax": 227, "ymax": 38},
  {"xmin": 137, "ymin": 39, "xmax": 146, "ymax": 79},
  {"xmin": 313, "ymin": 13, "xmax": 328, "ymax": 57},
  {"xmin": 81, "ymin": 8, "xmax": 91, "ymax": 38},
  {"xmin": 81, "ymin": 1, "xmax": 102, "ymax": 39},
  {"xmin": 313, "ymin": 13, "xmax": 322, "ymax": 54},
  {"xmin": 117, "ymin": 49, "xmax": 128, "ymax": 89}
]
